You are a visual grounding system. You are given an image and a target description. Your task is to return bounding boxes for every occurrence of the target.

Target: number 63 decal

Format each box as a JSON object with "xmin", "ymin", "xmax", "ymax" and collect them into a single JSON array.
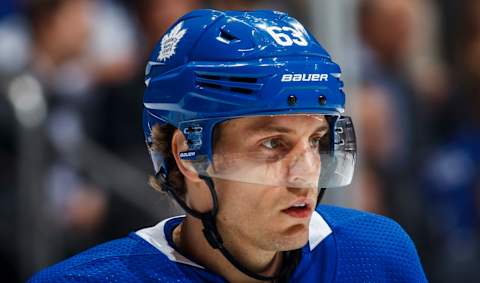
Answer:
[{"xmin": 264, "ymin": 26, "xmax": 308, "ymax": 47}]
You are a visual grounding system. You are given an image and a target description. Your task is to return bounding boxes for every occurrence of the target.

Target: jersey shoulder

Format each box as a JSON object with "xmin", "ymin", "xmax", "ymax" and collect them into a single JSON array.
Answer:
[
  {"xmin": 316, "ymin": 205, "xmax": 428, "ymax": 282},
  {"xmin": 28, "ymin": 233, "xmax": 193, "ymax": 283}
]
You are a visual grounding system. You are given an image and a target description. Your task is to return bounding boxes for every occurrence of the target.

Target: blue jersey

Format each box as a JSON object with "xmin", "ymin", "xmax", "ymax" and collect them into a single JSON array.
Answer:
[{"xmin": 29, "ymin": 205, "xmax": 427, "ymax": 282}]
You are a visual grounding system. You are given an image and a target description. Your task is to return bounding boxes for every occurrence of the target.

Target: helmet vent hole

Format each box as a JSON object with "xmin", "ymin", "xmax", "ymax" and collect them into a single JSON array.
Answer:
[
  {"xmin": 218, "ymin": 29, "xmax": 239, "ymax": 43},
  {"xmin": 198, "ymin": 74, "xmax": 221, "ymax": 80},
  {"xmin": 230, "ymin": 87, "xmax": 253, "ymax": 94},
  {"xmin": 229, "ymin": 77, "xmax": 257, "ymax": 83},
  {"xmin": 196, "ymin": 73, "xmax": 261, "ymax": 95},
  {"xmin": 198, "ymin": 82, "xmax": 222, "ymax": 90},
  {"xmin": 287, "ymin": 95, "xmax": 297, "ymax": 106},
  {"xmin": 318, "ymin": 95, "xmax": 327, "ymax": 105}
]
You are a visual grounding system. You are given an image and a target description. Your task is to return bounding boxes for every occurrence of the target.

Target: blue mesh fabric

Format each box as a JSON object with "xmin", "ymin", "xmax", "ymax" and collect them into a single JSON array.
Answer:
[
  {"xmin": 317, "ymin": 205, "xmax": 428, "ymax": 282},
  {"xmin": 29, "ymin": 206, "xmax": 427, "ymax": 282},
  {"xmin": 28, "ymin": 234, "xmax": 196, "ymax": 283}
]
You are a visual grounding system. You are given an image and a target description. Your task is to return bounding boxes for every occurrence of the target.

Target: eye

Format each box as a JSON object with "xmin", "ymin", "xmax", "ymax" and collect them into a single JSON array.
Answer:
[
  {"xmin": 310, "ymin": 134, "xmax": 329, "ymax": 150},
  {"xmin": 261, "ymin": 138, "xmax": 282, "ymax": 149},
  {"xmin": 310, "ymin": 137, "xmax": 321, "ymax": 148}
]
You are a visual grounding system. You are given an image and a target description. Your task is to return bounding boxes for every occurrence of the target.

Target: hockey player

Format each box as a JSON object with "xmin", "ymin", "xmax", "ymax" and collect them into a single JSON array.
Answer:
[{"xmin": 30, "ymin": 9, "xmax": 427, "ymax": 282}]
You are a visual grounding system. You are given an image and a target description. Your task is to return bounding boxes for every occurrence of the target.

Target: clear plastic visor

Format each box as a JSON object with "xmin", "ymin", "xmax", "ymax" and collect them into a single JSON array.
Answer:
[{"xmin": 178, "ymin": 114, "xmax": 356, "ymax": 190}]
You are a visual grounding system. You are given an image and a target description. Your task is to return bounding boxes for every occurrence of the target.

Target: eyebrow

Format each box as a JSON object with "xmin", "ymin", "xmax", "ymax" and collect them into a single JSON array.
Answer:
[{"xmin": 245, "ymin": 122, "xmax": 329, "ymax": 136}]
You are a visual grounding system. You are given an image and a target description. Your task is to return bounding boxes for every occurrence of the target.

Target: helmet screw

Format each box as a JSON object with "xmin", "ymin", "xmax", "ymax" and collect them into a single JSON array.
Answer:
[
  {"xmin": 318, "ymin": 95, "xmax": 327, "ymax": 105},
  {"xmin": 287, "ymin": 95, "xmax": 297, "ymax": 106}
]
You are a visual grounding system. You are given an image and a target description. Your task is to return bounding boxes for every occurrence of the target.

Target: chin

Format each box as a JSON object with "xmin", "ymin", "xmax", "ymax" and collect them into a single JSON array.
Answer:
[
  {"xmin": 275, "ymin": 236, "xmax": 309, "ymax": 252},
  {"xmin": 272, "ymin": 224, "xmax": 310, "ymax": 251}
]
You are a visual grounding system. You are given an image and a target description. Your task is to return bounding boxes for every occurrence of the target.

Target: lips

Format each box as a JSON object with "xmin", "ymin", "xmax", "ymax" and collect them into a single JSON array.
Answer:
[{"xmin": 282, "ymin": 198, "xmax": 314, "ymax": 218}]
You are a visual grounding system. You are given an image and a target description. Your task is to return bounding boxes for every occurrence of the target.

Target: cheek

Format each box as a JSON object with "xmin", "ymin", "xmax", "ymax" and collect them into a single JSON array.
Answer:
[{"xmin": 215, "ymin": 180, "xmax": 275, "ymax": 224}]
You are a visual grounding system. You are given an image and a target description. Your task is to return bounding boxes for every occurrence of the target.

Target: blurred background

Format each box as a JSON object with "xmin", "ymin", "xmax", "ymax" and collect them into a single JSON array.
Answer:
[{"xmin": 0, "ymin": 0, "xmax": 479, "ymax": 282}]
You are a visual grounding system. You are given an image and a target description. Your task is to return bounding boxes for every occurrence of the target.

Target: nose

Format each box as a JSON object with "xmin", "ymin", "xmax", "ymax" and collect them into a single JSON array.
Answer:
[{"xmin": 286, "ymin": 141, "xmax": 321, "ymax": 189}]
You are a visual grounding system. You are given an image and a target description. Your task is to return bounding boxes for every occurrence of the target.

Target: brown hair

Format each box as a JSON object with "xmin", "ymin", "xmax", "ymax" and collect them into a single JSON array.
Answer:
[{"xmin": 148, "ymin": 124, "xmax": 187, "ymax": 197}]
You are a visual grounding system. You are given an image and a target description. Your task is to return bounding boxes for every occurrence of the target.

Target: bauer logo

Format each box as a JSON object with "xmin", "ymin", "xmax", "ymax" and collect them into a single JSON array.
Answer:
[
  {"xmin": 179, "ymin": 151, "xmax": 196, "ymax": 160},
  {"xmin": 281, "ymin": 73, "xmax": 328, "ymax": 82},
  {"xmin": 157, "ymin": 21, "xmax": 187, "ymax": 61}
]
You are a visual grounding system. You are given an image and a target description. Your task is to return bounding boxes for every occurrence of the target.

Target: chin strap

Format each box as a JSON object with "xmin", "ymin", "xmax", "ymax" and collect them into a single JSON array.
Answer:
[
  {"xmin": 157, "ymin": 173, "xmax": 305, "ymax": 281},
  {"xmin": 198, "ymin": 176, "xmax": 292, "ymax": 281},
  {"xmin": 318, "ymin": 187, "xmax": 326, "ymax": 204}
]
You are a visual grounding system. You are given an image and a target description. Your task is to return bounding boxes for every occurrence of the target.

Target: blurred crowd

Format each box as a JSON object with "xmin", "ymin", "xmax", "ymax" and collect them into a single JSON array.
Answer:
[{"xmin": 0, "ymin": 0, "xmax": 479, "ymax": 282}]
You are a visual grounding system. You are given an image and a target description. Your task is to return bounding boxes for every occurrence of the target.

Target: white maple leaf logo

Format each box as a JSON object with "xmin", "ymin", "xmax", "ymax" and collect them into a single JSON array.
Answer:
[{"xmin": 157, "ymin": 21, "xmax": 187, "ymax": 61}]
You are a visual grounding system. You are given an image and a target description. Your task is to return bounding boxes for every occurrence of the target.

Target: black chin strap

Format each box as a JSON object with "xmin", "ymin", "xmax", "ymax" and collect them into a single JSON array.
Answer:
[
  {"xmin": 157, "ymin": 173, "xmax": 327, "ymax": 282},
  {"xmin": 318, "ymin": 187, "xmax": 326, "ymax": 204}
]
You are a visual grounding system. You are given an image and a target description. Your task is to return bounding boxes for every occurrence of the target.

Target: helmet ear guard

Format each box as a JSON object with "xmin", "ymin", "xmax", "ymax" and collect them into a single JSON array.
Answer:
[{"xmin": 171, "ymin": 129, "xmax": 204, "ymax": 183}]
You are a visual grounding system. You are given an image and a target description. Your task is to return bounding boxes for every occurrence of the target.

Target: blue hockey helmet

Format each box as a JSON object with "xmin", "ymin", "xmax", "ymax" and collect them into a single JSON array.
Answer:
[{"xmin": 143, "ymin": 9, "xmax": 356, "ymax": 189}]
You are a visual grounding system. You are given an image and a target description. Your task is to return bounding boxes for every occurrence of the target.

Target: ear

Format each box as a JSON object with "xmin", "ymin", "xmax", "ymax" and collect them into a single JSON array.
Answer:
[{"xmin": 171, "ymin": 129, "xmax": 203, "ymax": 183}]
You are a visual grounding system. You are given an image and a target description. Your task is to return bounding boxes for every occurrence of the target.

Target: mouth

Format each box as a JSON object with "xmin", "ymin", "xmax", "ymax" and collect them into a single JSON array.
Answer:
[{"xmin": 281, "ymin": 199, "xmax": 314, "ymax": 219}]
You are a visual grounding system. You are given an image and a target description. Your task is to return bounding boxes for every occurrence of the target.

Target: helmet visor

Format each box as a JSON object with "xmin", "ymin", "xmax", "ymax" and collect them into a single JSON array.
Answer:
[{"xmin": 178, "ymin": 114, "xmax": 356, "ymax": 190}]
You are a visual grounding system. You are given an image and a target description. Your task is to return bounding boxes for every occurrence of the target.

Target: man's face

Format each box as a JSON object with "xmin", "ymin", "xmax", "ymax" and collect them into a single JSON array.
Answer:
[{"xmin": 209, "ymin": 115, "xmax": 329, "ymax": 252}]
